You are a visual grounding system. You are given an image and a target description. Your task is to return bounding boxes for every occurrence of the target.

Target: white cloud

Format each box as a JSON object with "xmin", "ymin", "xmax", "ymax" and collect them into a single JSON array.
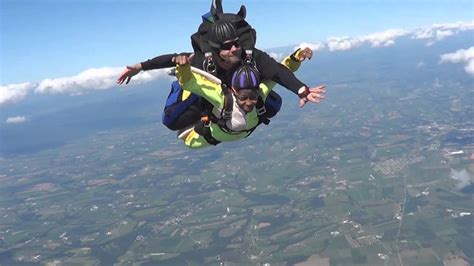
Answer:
[
  {"xmin": 1, "ymin": 67, "xmax": 170, "ymax": 106},
  {"xmin": 295, "ymin": 42, "xmax": 325, "ymax": 52},
  {"xmin": 432, "ymin": 21, "xmax": 474, "ymax": 31},
  {"xmin": 361, "ymin": 29, "xmax": 408, "ymax": 47},
  {"xmin": 412, "ymin": 30, "xmax": 433, "ymax": 40},
  {"xmin": 296, "ymin": 21, "xmax": 473, "ymax": 54},
  {"xmin": 2, "ymin": 20, "xmax": 474, "ymax": 106},
  {"xmin": 440, "ymin": 47, "xmax": 474, "ymax": 76},
  {"xmin": 436, "ymin": 30, "xmax": 454, "ymax": 41},
  {"xmin": 6, "ymin": 116, "xmax": 27, "ymax": 124},
  {"xmin": 326, "ymin": 37, "xmax": 362, "ymax": 51},
  {"xmin": 267, "ymin": 42, "xmax": 325, "ymax": 60},
  {"xmin": 465, "ymin": 60, "xmax": 474, "ymax": 76},
  {"xmin": 35, "ymin": 67, "xmax": 169, "ymax": 94},
  {"xmin": 412, "ymin": 21, "xmax": 474, "ymax": 45},
  {"xmin": 306, "ymin": 28, "xmax": 407, "ymax": 52},
  {"xmin": 440, "ymin": 47, "xmax": 474, "ymax": 63},
  {"xmin": 133, "ymin": 69, "xmax": 172, "ymax": 84},
  {"xmin": 0, "ymin": 82, "xmax": 36, "ymax": 105},
  {"xmin": 384, "ymin": 40, "xmax": 395, "ymax": 47}
]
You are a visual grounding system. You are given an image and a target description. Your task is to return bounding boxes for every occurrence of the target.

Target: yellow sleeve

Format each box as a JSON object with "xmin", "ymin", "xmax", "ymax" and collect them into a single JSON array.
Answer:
[
  {"xmin": 176, "ymin": 64, "xmax": 224, "ymax": 108},
  {"xmin": 281, "ymin": 48, "xmax": 303, "ymax": 72}
]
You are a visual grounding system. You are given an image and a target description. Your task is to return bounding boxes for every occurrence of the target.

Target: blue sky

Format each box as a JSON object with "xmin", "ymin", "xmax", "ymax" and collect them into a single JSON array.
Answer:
[{"xmin": 1, "ymin": 0, "xmax": 473, "ymax": 86}]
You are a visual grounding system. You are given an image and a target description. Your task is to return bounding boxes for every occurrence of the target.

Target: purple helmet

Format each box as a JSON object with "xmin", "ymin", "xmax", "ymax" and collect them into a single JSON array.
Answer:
[{"xmin": 231, "ymin": 65, "xmax": 260, "ymax": 91}]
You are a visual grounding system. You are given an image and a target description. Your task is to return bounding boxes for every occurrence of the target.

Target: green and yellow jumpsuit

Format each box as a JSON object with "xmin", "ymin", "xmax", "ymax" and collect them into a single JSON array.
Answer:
[{"xmin": 175, "ymin": 50, "xmax": 305, "ymax": 149}]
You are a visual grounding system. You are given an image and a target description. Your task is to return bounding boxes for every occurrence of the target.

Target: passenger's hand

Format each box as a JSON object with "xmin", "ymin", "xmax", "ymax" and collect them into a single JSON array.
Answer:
[
  {"xmin": 117, "ymin": 64, "xmax": 142, "ymax": 85},
  {"xmin": 297, "ymin": 47, "xmax": 313, "ymax": 61},
  {"xmin": 299, "ymin": 85, "xmax": 326, "ymax": 108},
  {"xmin": 175, "ymin": 54, "xmax": 195, "ymax": 85}
]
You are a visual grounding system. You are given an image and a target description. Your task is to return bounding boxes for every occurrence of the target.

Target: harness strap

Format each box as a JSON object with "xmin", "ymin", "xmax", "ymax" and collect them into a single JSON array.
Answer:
[
  {"xmin": 255, "ymin": 96, "xmax": 270, "ymax": 125},
  {"xmin": 209, "ymin": 93, "xmax": 270, "ymax": 134},
  {"xmin": 244, "ymin": 51, "xmax": 254, "ymax": 65},
  {"xmin": 203, "ymin": 54, "xmax": 217, "ymax": 75},
  {"xmin": 211, "ymin": 83, "xmax": 233, "ymax": 129},
  {"xmin": 194, "ymin": 120, "xmax": 221, "ymax": 146},
  {"xmin": 198, "ymin": 75, "xmax": 273, "ymax": 141}
]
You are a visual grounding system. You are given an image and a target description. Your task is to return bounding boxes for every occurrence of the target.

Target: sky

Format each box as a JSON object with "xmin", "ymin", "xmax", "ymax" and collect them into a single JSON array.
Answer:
[{"xmin": 0, "ymin": 0, "xmax": 473, "ymax": 107}]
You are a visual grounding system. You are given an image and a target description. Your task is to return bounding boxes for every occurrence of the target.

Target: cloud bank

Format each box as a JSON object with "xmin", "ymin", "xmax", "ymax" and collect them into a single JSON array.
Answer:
[
  {"xmin": 297, "ymin": 21, "xmax": 473, "ymax": 52},
  {"xmin": 306, "ymin": 28, "xmax": 407, "ymax": 52},
  {"xmin": 35, "ymin": 67, "xmax": 169, "ymax": 95},
  {"xmin": 412, "ymin": 21, "xmax": 474, "ymax": 45},
  {"xmin": 5, "ymin": 116, "xmax": 27, "ymax": 124},
  {"xmin": 2, "ymin": 21, "xmax": 473, "ymax": 107},
  {"xmin": 1, "ymin": 68, "xmax": 169, "ymax": 106},
  {"xmin": 296, "ymin": 42, "xmax": 325, "ymax": 52},
  {"xmin": 0, "ymin": 82, "xmax": 37, "ymax": 105},
  {"xmin": 440, "ymin": 47, "xmax": 474, "ymax": 76}
]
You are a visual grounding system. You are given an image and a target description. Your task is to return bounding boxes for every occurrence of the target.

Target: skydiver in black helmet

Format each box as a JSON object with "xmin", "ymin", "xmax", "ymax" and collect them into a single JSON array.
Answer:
[
  {"xmin": 118, "ymin": 0, "xmax": 324, "ymax": 99},
  {"xmin": 117, "ymin": 1, "xmax": 326, "ymax": 131}
]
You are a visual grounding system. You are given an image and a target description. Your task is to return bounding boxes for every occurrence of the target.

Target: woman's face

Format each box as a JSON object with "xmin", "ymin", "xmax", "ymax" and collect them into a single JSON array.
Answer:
[{"xmin": 233, "ymin": 88, "xmax": 259, "ymax": 113}]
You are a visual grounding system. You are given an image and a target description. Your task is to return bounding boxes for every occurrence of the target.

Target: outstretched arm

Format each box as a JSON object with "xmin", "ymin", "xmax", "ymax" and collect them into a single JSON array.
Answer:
[
  {"xmin": 262, "ymin": 47, "xmax": 311, "ymax": 88},
  {"xmin": 287, "ymin": 48, "xmax": 325, "ymax": 107},
  {"xmin": 259, "ymin": 48, "xmax": 325, "ymax": 107},
  {"xmin": 254, "ymin": 49, "xmax": 304, "ymax": 94},
  {"xmin": 117, "ymin": 53, "xmax": 192, "ymax": 85},
  {"xmin": 174, "ymin": 54, "xmax": 224, "ymax": 108}
]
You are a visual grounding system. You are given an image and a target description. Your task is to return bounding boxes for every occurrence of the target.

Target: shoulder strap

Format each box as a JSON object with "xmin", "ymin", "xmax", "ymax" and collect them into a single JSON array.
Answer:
[
  {"xmin": 243, "ymin": 95, "xmax": 271, "ymax": 138},
  {"xmin": 221, "ymin": 84, "xmax": 233, "ymax": 122},
  {"xmin": 203, "ymin": 83, "xmax": 233, "ymax": 130}
]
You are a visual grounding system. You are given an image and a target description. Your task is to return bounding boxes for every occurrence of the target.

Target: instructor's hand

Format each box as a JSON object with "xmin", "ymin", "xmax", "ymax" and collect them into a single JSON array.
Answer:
[
  {"xmin": 117, "ymin": 64, "xmax": 142, "ymax": 85},
  {"xmin": 299, "ymin": 85, "xmax": 326, "ymax": 108}
]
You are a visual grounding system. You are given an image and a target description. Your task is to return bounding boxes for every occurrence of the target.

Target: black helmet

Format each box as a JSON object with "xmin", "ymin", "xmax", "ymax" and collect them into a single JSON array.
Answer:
[
  {"xmin": 208, "ymin": 20, "xmax": 239, "ymax": 50},
  {"xmin": 231, "ymin": 65, "xmax": 260, "ymax": 91}
]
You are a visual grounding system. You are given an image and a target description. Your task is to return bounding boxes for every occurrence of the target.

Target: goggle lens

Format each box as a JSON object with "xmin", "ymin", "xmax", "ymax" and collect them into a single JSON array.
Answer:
[{"xmin": 220, "ymin": 41, "xmax": 240, "ymax": 50}]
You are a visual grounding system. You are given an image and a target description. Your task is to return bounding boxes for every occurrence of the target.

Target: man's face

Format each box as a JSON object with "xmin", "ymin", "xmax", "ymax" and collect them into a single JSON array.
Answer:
[
  {"xmin": 218, "ymin": 39, "xmax": 242, "ymax": 65},
  {"xmin": 232, "ymin": 88, "xmax": 258, "ymax": 113}
]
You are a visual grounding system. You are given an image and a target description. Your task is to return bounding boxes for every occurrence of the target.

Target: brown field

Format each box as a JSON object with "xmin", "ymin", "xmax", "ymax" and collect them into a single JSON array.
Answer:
[{"xmin": 295, "ymin": 254, "xmax": 330, "ymax": 266}]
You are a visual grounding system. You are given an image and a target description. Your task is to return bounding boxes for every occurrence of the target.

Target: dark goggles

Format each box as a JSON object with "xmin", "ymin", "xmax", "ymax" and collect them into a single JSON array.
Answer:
[{"xmin": 220, "ymin": 39, "xmax": 240, "ymax": 50}]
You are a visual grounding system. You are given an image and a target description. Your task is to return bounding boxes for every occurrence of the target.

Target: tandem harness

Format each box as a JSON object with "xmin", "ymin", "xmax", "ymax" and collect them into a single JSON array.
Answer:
[{"xmin": 194, "ymin": 84, "xmax": 282, "ymax": 146}]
